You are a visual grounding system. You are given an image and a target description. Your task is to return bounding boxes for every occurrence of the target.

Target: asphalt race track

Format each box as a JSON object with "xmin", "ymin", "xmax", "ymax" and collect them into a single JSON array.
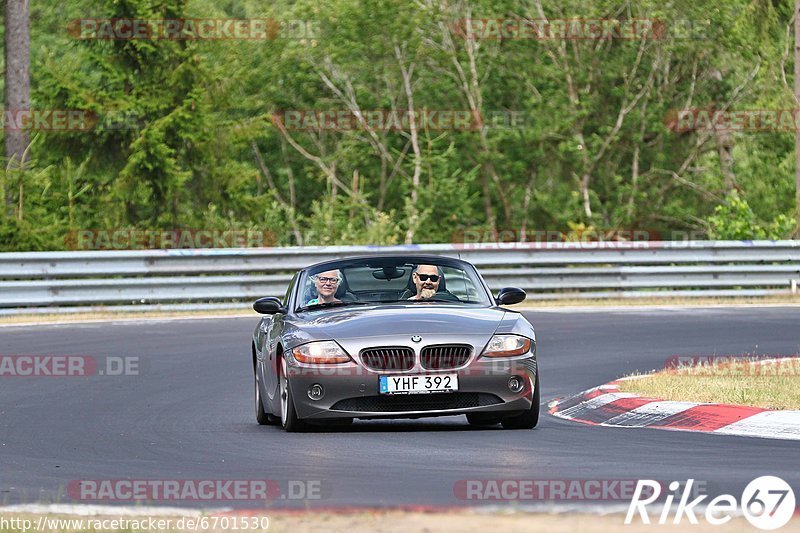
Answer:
[{"xmin": 1, "ymin": 307, "xmax": 798, "ymax": 509}]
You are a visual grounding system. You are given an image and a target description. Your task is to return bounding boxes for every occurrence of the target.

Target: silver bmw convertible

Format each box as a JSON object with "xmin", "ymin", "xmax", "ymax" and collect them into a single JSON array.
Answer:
[{"xmin": 251, "ymin": 254, "xmax": 539, "ymax": 432}]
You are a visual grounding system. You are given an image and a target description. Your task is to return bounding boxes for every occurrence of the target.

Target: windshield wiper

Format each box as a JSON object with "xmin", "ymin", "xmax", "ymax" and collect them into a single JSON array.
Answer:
[{"xmin": 296, "ymin": 301, "xmax": 372, "ymax": 312}]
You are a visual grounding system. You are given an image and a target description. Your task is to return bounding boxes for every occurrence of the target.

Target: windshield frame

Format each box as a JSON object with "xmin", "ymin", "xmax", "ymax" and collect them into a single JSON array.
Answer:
[{"xmin": 293, "ymin": 255, "xmax": 494, "ymax": 312}]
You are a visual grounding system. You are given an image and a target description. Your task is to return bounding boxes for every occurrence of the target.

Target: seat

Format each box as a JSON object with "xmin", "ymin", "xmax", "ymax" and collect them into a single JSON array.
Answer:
[{"xmin": 335, "ymin": 275, "xmax": 358, "ymax": 302}]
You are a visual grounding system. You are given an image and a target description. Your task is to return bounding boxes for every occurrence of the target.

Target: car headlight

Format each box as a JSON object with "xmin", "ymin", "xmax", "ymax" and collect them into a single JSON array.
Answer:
[
  {"xmin": 292, "ymin": 341, "xmax": 351, "ymax": 364},
  {"xmin": 481, "ymin": 335, "xmax": 532, "ymax": 358}
]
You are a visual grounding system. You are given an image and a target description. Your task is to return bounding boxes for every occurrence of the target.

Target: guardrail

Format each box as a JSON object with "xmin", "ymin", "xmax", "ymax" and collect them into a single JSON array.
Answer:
[{"xmin": 1, "ymin": 240, "xmax": 798, "ymax": 313}]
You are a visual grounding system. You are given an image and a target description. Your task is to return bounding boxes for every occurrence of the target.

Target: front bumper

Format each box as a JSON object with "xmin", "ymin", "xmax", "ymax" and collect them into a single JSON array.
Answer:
[{"xmin": 286, "ymin": 354, "xmax": 537, "ymax": 420}]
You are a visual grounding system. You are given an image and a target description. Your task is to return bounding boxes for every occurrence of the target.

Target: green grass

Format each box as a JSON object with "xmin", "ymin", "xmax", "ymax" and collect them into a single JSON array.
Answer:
[{"xmin": 619, "ymin": 358, "xmax": 800, "ymax": 410}]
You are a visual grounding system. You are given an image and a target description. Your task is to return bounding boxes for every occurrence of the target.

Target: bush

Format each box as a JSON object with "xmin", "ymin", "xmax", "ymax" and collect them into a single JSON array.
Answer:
[
  {"xmin": 0, "ymin": 218, "xmax": 60, "ymax": 251},
  {"xmin": 707, "ymin": 190, "xmax": 794, "ymax": 240}
]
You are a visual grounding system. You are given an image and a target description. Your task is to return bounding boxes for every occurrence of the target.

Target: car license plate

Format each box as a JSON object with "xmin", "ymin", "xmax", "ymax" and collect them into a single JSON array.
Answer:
[{"xmin": 379, "ymin": 374, "xmax": 458, "ymax": 395}]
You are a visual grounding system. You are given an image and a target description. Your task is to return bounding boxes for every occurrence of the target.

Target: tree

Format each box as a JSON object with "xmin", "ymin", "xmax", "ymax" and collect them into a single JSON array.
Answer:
[
  {"xmin": 3, "ymin": 0, "xmax": 31, "ymax": 216},
  {"xmin": 1, "ymin": 0, "xmax": 796, "ymax": 250},
  {"xmin": 795, "ymin": 0, "xmax": 800, "ymax": 235}
]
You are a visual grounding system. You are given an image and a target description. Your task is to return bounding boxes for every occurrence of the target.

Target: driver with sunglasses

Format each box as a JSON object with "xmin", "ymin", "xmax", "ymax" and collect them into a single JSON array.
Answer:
[{"xmin": 407, "ymin": 264, "xmax": 444, "ymax": 300}]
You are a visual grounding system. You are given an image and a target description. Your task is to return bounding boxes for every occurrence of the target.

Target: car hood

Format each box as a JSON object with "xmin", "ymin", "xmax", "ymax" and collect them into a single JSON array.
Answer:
[{"xmin": 292, "ymin": 304, "xmax": 506, "ymax": 341}]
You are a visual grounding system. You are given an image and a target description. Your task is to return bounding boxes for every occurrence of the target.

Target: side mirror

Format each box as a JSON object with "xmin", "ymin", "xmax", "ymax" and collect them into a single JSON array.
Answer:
[
  {"xmin": 253, "ymin": 296, "xmax": 287, "ymax": 314},
  {"xmin": 496, "ymin": 287, "xmax": 526, "ymax": 306}
]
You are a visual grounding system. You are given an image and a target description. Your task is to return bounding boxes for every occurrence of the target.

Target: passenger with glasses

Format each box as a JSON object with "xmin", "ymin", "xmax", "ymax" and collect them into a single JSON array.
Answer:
[
  {"xmin": 306, "ymin": 269, "xmax": 342, "ymax": 306},
  {"xmin": 407, "ymin": 264, "xmax": 443, "ymax": 300}
]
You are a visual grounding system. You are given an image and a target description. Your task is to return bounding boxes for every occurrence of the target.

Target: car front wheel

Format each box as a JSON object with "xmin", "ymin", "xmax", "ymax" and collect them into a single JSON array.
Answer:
[
  {"xmin": 280, "ymin": 356, "xmax": 308, "ymax": 432},
  {"xmin": 255, "ymin": 372, "xmax": 278, "ymax": 425},
  {"xmin": 466, "ymin": 414, "xmax": 501, "ymax": 427}
]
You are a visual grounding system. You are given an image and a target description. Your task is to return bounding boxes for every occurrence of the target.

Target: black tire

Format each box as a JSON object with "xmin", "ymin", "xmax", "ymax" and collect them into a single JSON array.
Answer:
[
  {"xmin": 255, "ymin": 373, "xmax": 278, "ymax": 425},
  {"xmin": 466, "ymin": 414, "xmax": 501, "ymax": 427},
  {"xmin": 501, "ymin": 373, "xmax": 541, "ymax": 430},
  {"xmin": 280, "ymin": 356, "xmax": 309, "ymax": 432}
]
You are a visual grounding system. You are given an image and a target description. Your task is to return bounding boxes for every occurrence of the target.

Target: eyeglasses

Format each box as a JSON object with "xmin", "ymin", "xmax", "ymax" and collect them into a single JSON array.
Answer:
[
  {"xmin": 316, "ymin": 276, "xmax": 340, "ymax": 284},
  {"xmin": 416, "ymin": 274, "xmax": 440, "ymax": 282}
]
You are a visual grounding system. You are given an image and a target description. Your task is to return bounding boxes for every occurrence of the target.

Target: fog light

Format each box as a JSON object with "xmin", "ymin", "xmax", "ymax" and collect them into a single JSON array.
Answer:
[
  {"xmin": 508, "ymin": 376, "xmax": 524, "ymax": 393},
  {"xmin": 308, "ymin": 383, "xmax": 325, "ymax": 400}
]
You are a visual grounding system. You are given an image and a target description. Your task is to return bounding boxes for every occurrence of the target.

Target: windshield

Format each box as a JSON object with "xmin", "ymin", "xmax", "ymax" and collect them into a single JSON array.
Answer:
[{"xmin": 295, "ymin": 258, "xmax": 491, "ymax": 311}]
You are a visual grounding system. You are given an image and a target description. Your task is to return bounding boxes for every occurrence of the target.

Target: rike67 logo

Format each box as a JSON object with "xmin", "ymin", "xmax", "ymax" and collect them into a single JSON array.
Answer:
[{"xmin": 626, "ymin": 476, "xmax": 795, "ymax": 530}]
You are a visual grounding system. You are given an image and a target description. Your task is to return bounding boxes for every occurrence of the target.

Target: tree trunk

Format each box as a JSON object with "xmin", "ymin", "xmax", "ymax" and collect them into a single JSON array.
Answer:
[
  {"xmin": 795, "ymin": 0, "xmax": 800, "ymax": 235},
  {"xmin": 4, "ymin": 0, "xmax": 31, "ymax": 216},
  {"xmin": 715, "ymin": 129, "xmax": 737, "ymax": 191},
  {"xmin": 396, "ymin": 46, "xmax": 421, "ymax": 245}
]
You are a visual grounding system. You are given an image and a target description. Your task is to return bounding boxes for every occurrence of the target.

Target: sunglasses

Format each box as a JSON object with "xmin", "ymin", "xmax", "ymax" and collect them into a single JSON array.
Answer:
[
  {"xmin": 416, "ymin": 274, "xmax": 440, "ymax": 282},
  {"xmin": 316, "ymin": 276, "xmax": 340, "ymax": 284}
]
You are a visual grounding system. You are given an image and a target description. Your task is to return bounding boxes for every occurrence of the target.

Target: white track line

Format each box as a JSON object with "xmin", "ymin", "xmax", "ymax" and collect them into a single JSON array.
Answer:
[
  {"xmin": 601, "ymin": 401, "xmax": 698, "ymax": 427},
  {"xmin": 713, "ymin": 410, "xmax": 800, "ymax": 441},
  {"xmin": 0, "ymin": 314, "xmax": 255, "ymax": 329},
  {"xmin": 0, "ymin": 504, "xmax": 225, "ymax": 516},
  {"xmin": 552, "ymin": 392, "xmax": 638, "ymax": 419},
  {"xmin": 528, "ymin": 303, "xmax": 800, "ymax": 313}
]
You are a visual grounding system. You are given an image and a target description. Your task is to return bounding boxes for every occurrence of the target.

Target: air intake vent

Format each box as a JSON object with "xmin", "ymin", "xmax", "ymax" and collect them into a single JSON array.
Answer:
[
  {"xmin": 360, "ymin": 347, "xmax": 415, "ymax": 371},
  {"xmin": 420, "ymin": 344, "xmax": 472, "ymax": 370},
  {"xmin": 331, "ymin": 393, "xmax": 502, "ymax": 412}
]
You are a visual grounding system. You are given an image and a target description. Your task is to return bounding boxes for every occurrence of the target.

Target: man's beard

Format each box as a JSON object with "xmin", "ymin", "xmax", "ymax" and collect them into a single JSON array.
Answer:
[{"xmin": 420, "ymin": 287, "xmax": 436, "ymax": 299}]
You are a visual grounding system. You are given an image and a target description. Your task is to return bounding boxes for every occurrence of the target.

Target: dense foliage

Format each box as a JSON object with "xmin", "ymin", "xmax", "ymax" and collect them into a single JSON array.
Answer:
[{"xmin": 1, "ymin": 0, "xmax": 797, "ymax": 250}]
